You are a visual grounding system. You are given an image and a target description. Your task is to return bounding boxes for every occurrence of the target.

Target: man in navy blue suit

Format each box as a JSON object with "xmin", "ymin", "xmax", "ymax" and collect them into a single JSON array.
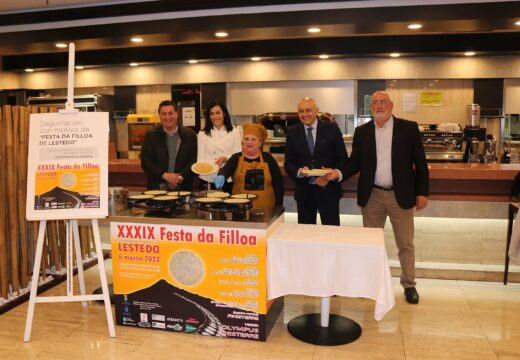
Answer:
[
  {"xmin": 284, "ymin": 97, "xmax": 348, "ymax": 226},
  {"xmin": 344, "ymin": 91, "xmax": 429, "ymax": 304}
]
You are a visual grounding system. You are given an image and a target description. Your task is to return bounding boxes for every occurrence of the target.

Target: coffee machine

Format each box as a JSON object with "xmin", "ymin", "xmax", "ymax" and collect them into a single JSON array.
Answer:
[{"xmin": 463, "ymin": 104, "xmax": 486, "ymax": 163}]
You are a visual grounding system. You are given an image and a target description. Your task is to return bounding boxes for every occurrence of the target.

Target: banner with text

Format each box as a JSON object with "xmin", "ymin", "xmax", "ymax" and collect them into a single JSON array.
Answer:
[
  {"xmin": 111, "ymin": 221, "xmax": 268, "ymax": 340},
  {"xmin": 26, "ymin": 112, "xmax": 109, "ymax": 220}
]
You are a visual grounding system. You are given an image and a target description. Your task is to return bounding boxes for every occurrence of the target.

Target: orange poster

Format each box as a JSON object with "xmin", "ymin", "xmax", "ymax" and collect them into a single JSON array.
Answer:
[{"xmin": 111, "ymin": 221, "xmax": 270, "ymax": 340}]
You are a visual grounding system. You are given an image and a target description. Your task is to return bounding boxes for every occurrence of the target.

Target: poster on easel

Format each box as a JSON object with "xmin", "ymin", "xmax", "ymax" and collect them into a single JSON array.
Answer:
[{"xmin": 26, "ymin": 111, "xmax": 109, "ymax": 221}]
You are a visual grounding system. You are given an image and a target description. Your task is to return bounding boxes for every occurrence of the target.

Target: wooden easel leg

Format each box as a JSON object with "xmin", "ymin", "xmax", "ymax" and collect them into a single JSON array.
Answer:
[
  {"xmin": 91, "ymin": 219, "xmax": 116, "ymax": 337},
  {"xmin": 72, "ymin": 220, "xmax": 87, "ymax": 306},
  {"xmin": 24, "ymin": 220, "xmax": 47, "ymax": 342}
]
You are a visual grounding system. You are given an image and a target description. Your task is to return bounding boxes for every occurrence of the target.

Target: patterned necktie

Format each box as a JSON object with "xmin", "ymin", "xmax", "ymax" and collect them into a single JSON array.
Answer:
[
  {"xmin": 306, "ymin": 127, "xmax": 314, "ymax": 154},
  {"xmin": 306, "ymin": 127, "xmax": 316, "ymax": 184}
]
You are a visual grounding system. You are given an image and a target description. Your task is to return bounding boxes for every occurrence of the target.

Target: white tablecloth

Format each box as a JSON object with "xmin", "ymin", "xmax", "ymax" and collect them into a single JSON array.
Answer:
[{"xmin": 267, "ymin": 223, "xmax": 395, "ymax": 321}]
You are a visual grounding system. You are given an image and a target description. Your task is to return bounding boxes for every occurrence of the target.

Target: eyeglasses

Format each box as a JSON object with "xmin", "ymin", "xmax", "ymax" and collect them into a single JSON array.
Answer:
[{"xmin": 372, "ymin": 99, "xmax": 390, "ymax": 106}]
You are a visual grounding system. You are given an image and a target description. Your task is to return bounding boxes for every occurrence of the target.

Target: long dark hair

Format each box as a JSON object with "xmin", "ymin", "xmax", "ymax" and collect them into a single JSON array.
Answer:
[{"xmin": 203, "ymin": 100, "xmax": 234, "ymax": 136}]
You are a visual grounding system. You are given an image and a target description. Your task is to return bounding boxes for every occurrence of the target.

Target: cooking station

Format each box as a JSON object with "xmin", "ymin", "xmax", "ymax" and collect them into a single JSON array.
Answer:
[{"xmin": 420, "ymin": 124, "xmax": 464, "ymax": 162}]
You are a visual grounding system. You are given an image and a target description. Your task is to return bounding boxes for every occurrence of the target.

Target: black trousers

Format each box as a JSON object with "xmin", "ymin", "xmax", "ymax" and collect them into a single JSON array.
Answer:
[{"xmin": 296, "ymin": 185, "xmax": 340, "ymax": 226}]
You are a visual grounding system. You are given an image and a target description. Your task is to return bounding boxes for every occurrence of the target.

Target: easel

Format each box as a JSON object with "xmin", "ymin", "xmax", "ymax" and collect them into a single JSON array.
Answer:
[{"xmin": 24, "ymin": 43, "xmax": 115, "ymax": 342}]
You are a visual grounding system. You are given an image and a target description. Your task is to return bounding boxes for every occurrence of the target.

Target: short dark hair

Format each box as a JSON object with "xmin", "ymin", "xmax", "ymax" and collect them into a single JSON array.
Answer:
[
  {"xmin": 158, "ymin": 100, "xmax": 177, "ymax": 113},
  {"xmin": 203, "ymin": 99, "xmax": 234, "ymax": 136}
]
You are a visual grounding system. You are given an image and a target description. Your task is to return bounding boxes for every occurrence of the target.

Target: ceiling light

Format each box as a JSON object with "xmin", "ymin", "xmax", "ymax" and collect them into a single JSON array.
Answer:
[
  {"xmin": 308, "ymin": 27, "xmax": 321, "ymax": 33},
  {"xmin": 55, "ymin": 43, "xmax": 67, "ymax": 48},
  {"xmin": 131, "ymin": 37, "xmax": 143, "ymax": 43},
  {"xmin": 464, "ymin": 51, "xmax": 476, "ymax": 56},
  {"xmin": 215, "ymin": 31, "xmax": 228, "ymax": 38},
  {"xmin": 129, "ymin": 62, "xmax": 139, "ymax": 66},
  {"xmin": 251, "ymin": 57, "xmax": 261, "ymax": 61},
  {"xmin": 319, "ymin": 54, "xmax": 329, "ymax": 59},
  {"xmin": 407, "ymin": 24, "xmax": 422, "ymax": 30},
  {"xmin": 515, "ymin": 21, "xmax": 520, "ymax": 26},
  {"xmin": 75, "ymin": 65, "xmax": 84, "ymax": 70},
  {"xmin": 390, "ymin": 53, "xmax": 400, "ymax": 57},
  {"xmin": 188, "ymin": 59, "xmax": 198, "ymax": 64},
  {"xmin": 25, "ymin": 68, "xmax": 34, "ymax": 72}
]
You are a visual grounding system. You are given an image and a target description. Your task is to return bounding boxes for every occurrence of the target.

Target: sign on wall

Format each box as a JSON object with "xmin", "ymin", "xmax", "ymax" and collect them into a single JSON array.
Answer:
[
  {"xmin": 420, "ymin": 91, "xmax": 443, "ymax": 107},
  {"xmin": 26, "ymin": 112, "xmax": 109, "ymax": 221}
]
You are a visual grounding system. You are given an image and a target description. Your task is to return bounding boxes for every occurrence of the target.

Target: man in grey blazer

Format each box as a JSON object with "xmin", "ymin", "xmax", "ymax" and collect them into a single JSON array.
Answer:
[
  {"xmin": 344, "ymin": 91, "xmax": 429, "ymax": 304},
  {"xmin": 141, "ymin": 100, "xmax": 197, "ymax": 190}
]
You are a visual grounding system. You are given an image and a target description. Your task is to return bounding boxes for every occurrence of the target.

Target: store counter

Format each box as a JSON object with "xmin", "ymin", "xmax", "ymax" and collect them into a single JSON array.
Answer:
[{"xmin": 109, "ymin": 159, "xmax": 520, "ymax": 202}]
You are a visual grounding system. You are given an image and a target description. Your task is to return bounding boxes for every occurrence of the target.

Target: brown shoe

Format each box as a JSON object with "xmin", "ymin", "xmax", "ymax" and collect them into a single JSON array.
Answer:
[{"xmin": 404, "ymin": 287, "xmax": 419, "ymax": 304}]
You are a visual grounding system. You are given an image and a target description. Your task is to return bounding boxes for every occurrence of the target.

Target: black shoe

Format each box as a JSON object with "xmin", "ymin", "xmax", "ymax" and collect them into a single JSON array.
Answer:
[{"xmin": 404, "ymin": 287, "xmax": 419, "ymax": 304}]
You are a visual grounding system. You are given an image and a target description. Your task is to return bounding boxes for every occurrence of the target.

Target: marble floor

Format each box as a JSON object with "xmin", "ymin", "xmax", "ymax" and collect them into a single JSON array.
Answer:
[{"xmin": 1, "ymin": 261, "xmax": 520, "ymax": 360}]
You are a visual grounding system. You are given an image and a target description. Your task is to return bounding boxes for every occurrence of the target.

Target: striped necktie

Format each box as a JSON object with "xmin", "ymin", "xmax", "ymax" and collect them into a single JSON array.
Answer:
[
  {"xmin": 306, "ymin": 127, "xmax": 316, "ymax": 184},
  {"xmin": 306, "ymin": 127, "xmax": 314, "ymax": 154}
]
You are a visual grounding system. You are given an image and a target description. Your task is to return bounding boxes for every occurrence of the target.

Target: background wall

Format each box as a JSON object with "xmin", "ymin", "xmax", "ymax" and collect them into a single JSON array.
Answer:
[
  {"xmin": 228, "ymin": 80, "xmax": 355, "ymax": 115},
  {"xmin": 0, "ymin": 70, "xmax": 20, "ymax": 89},
  {"xmin": 136, "ymin": 84, "xmax": 170, "ymax": 113},
  {"xmin": 504, "ymin": 79, "xmax": 520, "ymax": 114},
  {"xmin": 13, "ymin": 56, "xmax": 520, "ymax": 90},
  {"xmin": 386, "ymin": 79, "xmax": 474, "ymax": 125}
]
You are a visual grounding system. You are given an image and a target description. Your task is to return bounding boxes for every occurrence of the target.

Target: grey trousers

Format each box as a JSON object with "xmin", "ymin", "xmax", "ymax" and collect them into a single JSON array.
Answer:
[{"xmin": 361, "ymin": 187, "xmax": 416, "ymax": 288}]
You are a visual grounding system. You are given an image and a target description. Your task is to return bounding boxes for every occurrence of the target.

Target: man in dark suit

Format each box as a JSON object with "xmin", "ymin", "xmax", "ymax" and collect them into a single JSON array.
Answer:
[
  {"xmin": 285, "ymin": 97, "xmax": 348, "ymax": 225},
  {"xmin": 141, "ymin": 100, "xmax": 197, "ymax": 190},
  {"xmin": 344, "ymin": 91, "xmax": 429, "ymax": 304}
]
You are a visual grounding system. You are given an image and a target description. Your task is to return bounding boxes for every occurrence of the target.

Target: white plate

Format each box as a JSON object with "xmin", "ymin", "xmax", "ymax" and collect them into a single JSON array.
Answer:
[
  {"xmin": 191, "ymin": 162, "xmax": 219, "ymax": 175},
  {"xmin": 301, "ymin": 169, "xmax": 332, "ymax": 177}
]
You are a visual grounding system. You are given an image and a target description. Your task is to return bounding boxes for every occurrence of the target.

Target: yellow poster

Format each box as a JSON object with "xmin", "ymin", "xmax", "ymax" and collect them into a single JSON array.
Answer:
[
  {"xmin": 111, "ymin": 221, "xmax": 269, "ymax": 340},
  {"xmin": 420, "ymin": 91, "xmax": 443, "ymax": 106},
  {"xmin": 34, "ymin": 165, "xmax": 100, "ymax": 209}
]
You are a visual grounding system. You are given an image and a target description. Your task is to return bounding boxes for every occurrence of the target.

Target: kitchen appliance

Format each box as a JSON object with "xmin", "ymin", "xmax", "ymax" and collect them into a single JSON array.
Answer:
[
  {"xmin": 256, "ymin": 112, "xmax": 334, "ymax": 154},
  {"xmin": 462, "ymin": 104, "xmax": 487, "ymax": 163},
  {"xmin": 503, "ymin": 114, "xmax": 520, "ymax": 163},
  {"xmin": 467, "ymin": 104, "xmax": 481, "ymax": 128},
  {"xmin": 467, "ymin": 138, "xmax": 480, "ymax": 163},
  {"xmin": 126, "ymin": 113, "xmax": 160, "ymax": 158},
  {"xmin": 128, "ymin": 192, "xmax": 188, "ymax": 216},
  {"xmin": 108, "ymin": 187, "xmax": 129, "ymax": 215},
  {"xmin": 420, "ymin": 124, "xmax": 464, "ymax": 162},
  {"xmin": 484, "ymin": 135, "xmax": 497, "ymax": 163},
  {"xmin": 193, "ymin": 191, "xmax": 252, "ymax": 221},
  {"xmin": 256, "ymin": 112, "xmax": 334, "ymax": 136}
]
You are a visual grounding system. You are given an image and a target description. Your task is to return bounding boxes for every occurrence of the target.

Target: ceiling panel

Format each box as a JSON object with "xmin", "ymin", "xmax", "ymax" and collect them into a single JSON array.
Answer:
[{"xmin": 1, "ymin": 0, "xmax": 519, "ymax": 71}]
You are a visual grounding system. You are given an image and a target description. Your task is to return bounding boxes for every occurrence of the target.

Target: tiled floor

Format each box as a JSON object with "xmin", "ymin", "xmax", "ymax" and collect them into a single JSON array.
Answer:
[{"xmin": 1, "ymin": 261, "xmax": 520, "ymax": 359}]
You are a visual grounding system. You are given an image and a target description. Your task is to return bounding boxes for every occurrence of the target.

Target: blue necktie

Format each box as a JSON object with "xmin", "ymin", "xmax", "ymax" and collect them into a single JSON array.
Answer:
[{"xmin": 306, "ymin": 127, "xmax": 316, "ymax": 184}]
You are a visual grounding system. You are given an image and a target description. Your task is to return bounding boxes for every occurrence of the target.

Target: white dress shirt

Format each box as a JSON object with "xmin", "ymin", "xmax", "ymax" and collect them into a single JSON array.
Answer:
[{"xmin": 374, "ymin": 116, "xmax": 394, "ymax": 188}]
